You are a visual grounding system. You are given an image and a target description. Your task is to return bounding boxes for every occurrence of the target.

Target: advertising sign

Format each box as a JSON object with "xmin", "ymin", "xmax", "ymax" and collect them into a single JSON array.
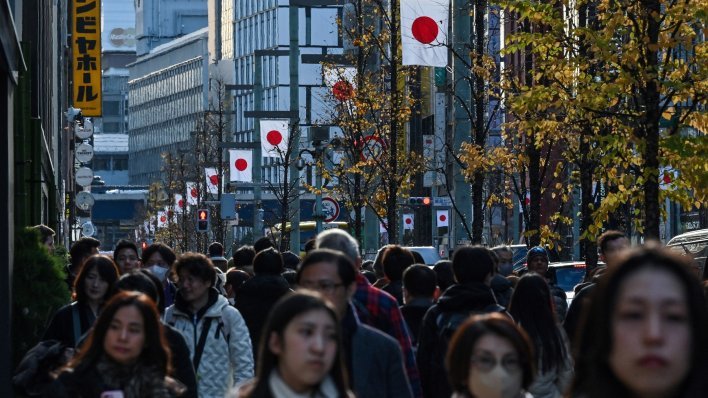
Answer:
[{"xmin": 72, "ymin": 0, "xmax": 102, "ymax": 116}]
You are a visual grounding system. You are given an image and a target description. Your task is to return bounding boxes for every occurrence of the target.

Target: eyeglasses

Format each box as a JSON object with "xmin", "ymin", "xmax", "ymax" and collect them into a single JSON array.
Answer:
[
  {"xmin": 298, "ymin": 280, "xmax": 345, "ymax": 294},
  {"xmin": 471, "ymin": 354, "xmax": 522, "ymax": 373}
]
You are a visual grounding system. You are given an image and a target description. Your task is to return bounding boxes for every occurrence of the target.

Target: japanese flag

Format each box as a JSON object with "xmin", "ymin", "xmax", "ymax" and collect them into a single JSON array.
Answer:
[
  {"xmin": 157, "ymin": 211, "xmax": 168, "ymax": 228},
  {"xmin": 403, "ymin": 213, "xmax": 414, "ymax": 230},
  {"xmin": 260, "ymin": 119, "xmax": 290, "ymax": 156},
  {"xmin": 175, "ymin": 194, "xmax": 185, "ymax": 213},
  {"xmin": 205, "ymin": 168, "xmax": 219, "ymax": 194},
  {"xmin": 400, "ymin": 0, "xmax": 449, "ymax": 67},
  {"xmin": 436, "ymin": 210, "xmax": 449, "ymax": 227},
  {"xmin": 186, "ymin": 182, "xmax": 198, "ymax": 205},
  {"xmin": 229, "ymin": 149, "xmax": 253, "ymax": 182},
  {"xmin": 324, "ymin": 66, "xmax": 357, "ymax": 101}
]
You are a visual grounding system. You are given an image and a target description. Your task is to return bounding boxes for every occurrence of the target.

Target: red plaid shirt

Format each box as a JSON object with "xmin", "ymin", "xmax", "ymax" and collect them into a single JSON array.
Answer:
[{"xmin": 353, "ymin": 274, "xmax": 423, "ymax": 398}]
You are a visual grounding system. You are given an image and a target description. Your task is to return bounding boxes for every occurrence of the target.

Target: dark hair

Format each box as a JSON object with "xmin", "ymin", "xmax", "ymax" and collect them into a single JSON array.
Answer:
[
  {"xmin": 225, "ymin": 268, "xmax": 251, "ymax": 291},
  {"xmin": 281, "ymin": 270, "xmax": 297, "ymax": 288},
  {"xmin": 253, "ymin": 247, "xmax": 284, "ymax": 275},
  {"xmin": 173, "ymin": 252, "xmax": 216, "ymax": 287},
  {"xmin": 382, "ymin": 245, "xmax": 416, "ymax": 281},
  {"xmin": 138, "ymin": 269, "xmax": 166, "ymax": 313},
  {"xmin": 32, "ymin": 224, "xmax": 55, "ymax": 243},
  {"xmin": 373, "ymin": 244, "xmax": 394, "ymax": 279},
  {"xmin": 508, "ymin": 273, "xmax": 567, "ymax": 373},
  {"xmin": 362, "ymin": 270, "xmax": 377, "ymax": 285},
  {"xmin": 361, "ymin": 260, "xmax": 374, "ymax": 272},
  {"xmin": 410, "ymin": 250, "xmax": 425, "ymax": 265},
  {"xmin": 446, "ymin": 313, "xmax": 535, "ymax": 394},
  {"xmin": 433, "ymin": 260, "xmax": 455, "ymax": 292},
  {"xmin": 233, "ymin": 245, "xmax": 256, "ymax": 267},
  {"xmin": 254, "ymin": 237, "xmax": 275, "ymax": 253},
  {"xmin": 141, "ymin": 242, "xmax": 177, "ymax": 267},
  {"xmin": 304, "ymin": 238, "xmax": 316, "ymax": 253},
  {"xmin": 70, "ymin": 237, "xmax": 101, "ymax": 270},
  {"xmin": 403, "ymin": 264, "xmax": 437, "ymax": 298},
  {"xmin": 113, "ymin": 239, "xmax": 139, "ymax": 262},
  {"xmin": 113, "ymin": 271, "xmax": 159, "ymax": 304},
  {"xmin": 452, "ymin": 246, "xmax": 495, "ymax": 284},
  {"xmin": 281, "ymin": 251, "xmax": 301, "ymax": 270},
  {"xmin": 571, "ymin": 243, "xmax": 708, "ymax": 397},
  {"xmin": 251, "ymin": 291, "xmax": 349, "ymax": 396},
  {"xmin": 73, "ymin": 255, "xmax": 120, "ymax": 304},
  {"xmin": 597, "ymin": 230, "xmax": 627, "ymax": 255},
  {"xmin": 208, "ymin": 242, "xmax": 224, "ymax": 257},
  {"xmin": 67, "ymin": 291, "xmax": 171, "ymax": 376},
  {"xmin": 296, "ymin": 249, "xmax": 356, "ymax": 287}
]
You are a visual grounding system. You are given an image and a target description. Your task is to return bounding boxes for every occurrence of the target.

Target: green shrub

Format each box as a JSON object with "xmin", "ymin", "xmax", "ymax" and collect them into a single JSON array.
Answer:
[{"xmin": 12, "ymin": 228, "xmax": 70, "ymax": 367}]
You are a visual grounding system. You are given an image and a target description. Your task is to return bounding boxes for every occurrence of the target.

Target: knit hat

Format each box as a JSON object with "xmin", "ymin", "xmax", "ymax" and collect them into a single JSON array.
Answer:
[{"xmin": 526, "ymin": 246, "xmax": 548, "ymax": 262}]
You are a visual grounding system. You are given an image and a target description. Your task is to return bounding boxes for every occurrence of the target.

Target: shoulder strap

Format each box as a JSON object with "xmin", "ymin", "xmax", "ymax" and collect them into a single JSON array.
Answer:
[
  {"xmin": 164, "ymin": 309, "xmax": 176, "ymax": 327},
  {"xmin": 71, "ymin": 302, "xmax": 81, "ymax": 345},
  {"xmin": 217, "ymin": 307, "xmax": 230, "ymax": 343},
  {"xmin": 192, "ymin": 318, "xmax": 213, "ymax": 371}
]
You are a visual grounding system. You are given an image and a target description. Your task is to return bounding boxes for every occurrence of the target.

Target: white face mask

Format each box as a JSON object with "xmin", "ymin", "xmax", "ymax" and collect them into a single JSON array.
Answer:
[
  {"xmin": 147, "ymin": 265, "xmax": 168, "ymax": 282},
  {"xmin": 468, "ymin": 363, "xmax": 523, "ymax": 398}
]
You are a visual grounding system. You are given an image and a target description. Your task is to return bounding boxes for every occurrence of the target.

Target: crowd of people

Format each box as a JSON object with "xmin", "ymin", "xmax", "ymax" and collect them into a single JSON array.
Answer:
[{"xmin": 14, "ymin": 225, "xmax": 708, "ymax": 397}]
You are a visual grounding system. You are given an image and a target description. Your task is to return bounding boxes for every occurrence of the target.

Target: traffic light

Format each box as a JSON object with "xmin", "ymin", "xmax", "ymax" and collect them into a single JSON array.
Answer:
[
  {"xmin": 408, "ymin": 197, "xmax": 431, "ymax": 206},
  {"xmin": 196, "ymin": 209, "xmax": 210, "ymax": 232}
]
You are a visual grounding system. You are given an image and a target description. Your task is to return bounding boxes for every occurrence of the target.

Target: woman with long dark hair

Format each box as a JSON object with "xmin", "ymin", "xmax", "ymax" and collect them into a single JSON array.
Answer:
[
  {"xmin": 509, "ymin": 273, "xmax": 573, "ymax": 398},
  {"xmin": 571, "ymin": 243, "xmax": 708, "ymax": 398},
  {"xmin": 231, "ymin": 291, "xmax": 353, "ymax": 398},
  {"xmin": 43, "ymin": 254, "xmax": 120, "ymax": 347},
  {"xmin": 47, "ymin": 291, "xmax": 184, "ymax": 397}
]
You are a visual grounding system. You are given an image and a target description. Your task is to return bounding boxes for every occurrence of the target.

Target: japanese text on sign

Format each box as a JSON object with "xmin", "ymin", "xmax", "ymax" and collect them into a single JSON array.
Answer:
[{"xmin": 72, "ymin": 0, "xmax": 102, "ymax": 116}]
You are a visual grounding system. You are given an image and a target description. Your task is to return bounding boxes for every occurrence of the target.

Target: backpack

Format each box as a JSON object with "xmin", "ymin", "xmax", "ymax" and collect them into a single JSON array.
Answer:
[{"xmin": 164, "ymin": 306, "xmax": 232, "ymax": 344}]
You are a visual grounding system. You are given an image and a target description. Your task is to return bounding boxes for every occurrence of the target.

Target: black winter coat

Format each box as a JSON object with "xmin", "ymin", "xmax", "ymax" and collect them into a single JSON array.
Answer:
[
  {"xmin": 42, "ymin": 302, "xmax": 95, "ymax": 348},
  {"xmin": 234, "ymin": 274, "xmax": 292, "ymax": 360}
]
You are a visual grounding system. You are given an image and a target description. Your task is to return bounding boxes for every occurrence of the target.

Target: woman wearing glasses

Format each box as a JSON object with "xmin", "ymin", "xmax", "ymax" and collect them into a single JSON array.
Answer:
[{"xmin": 446, "ymin": 313, "xmax": 535, "ymax": 398}]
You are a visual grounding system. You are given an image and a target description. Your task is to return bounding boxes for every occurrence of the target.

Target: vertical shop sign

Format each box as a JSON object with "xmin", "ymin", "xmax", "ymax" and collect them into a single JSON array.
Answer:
[{"xmin": 72, "ymin": 0, "xmax": 102, "ymax": 116}]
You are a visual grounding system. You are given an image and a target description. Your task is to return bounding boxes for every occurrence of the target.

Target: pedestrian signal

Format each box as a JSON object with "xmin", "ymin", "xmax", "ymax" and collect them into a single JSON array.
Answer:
[
  {"xmin": 197, "ymin": 209, "xmax": 210, "ymax": 232},
  {"xmin": 408, "ymin": 197, "xmax": 431, "ymax": 206}
]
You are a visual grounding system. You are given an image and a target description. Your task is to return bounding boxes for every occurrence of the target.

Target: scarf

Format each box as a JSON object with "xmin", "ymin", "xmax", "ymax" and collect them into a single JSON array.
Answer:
[
  {"xmin": 95, "ymin": 355, "xmax": 171, "ymax": 398},
  {"xmin": 268, "ymin": 370, "xmax": 340, "ymax": 398}
]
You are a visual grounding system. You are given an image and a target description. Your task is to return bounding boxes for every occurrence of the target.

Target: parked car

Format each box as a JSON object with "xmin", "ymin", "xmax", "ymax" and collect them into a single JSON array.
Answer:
[
  {"xmin": 546, "ymin": 262, "xmax": 587, "ymax": 304},
  {"xmin": 404, "ymin": 246, "xmax": 442, "ymax": 266},
  {"xmin": 667, "ymin": 228, "xmax": 708, "ymax": 280}
]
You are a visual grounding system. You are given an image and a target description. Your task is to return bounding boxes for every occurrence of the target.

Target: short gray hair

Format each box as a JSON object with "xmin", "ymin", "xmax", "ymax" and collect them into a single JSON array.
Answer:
[{"xmin": 315, "ymin": 229, "xmax": 360, "ymax": 263}]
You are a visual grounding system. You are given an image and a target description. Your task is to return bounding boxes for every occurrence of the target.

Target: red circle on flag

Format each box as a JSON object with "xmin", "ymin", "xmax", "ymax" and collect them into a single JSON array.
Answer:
[
  {"xmin": 663, "ymin": 173, "xmax": 672, "ymax": 184},
  {"xmin": 209, "ymin": 175, "xmax": 219, "ymax": 185},
  {"xmin": 267, "ymin": 130, "xmax": 283, "ymax": 146},
  {"xmin": 332, "ymin": 80, "xmax": 354, "ymax": 101},
  {"xmin": 412, "ymin": 16, "xmax": 439, "ymax": 44},
  {"xmin": 167, "ymin": 210, "xmax": 174, "ymax": 217},
  {"xmin": 235, "ymin": 159, "xmax": 248, "ymax": 171},
  {"xmin": 405, "ymin": 217, "xmax": 412, "ymax": 224},
  {"xmin": 190, "ymin": 188, "xmax": 198, "ymax": 198},
  {"xmin": 178, "ymin": 199, "xmax": 184, "ymax": 208},
  {"xmin": 160, "ymin": 215, "xmax": 166, "ymax": 222},
  {"xmin": 439, "ymin": 214, "xmax": 447, "ymax": 222}
]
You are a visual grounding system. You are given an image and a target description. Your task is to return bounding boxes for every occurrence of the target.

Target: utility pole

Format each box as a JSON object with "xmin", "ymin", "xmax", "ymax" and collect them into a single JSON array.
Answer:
[{"xmin": 289, "ymin": 4, "xmax": 301, "ymax": 253}]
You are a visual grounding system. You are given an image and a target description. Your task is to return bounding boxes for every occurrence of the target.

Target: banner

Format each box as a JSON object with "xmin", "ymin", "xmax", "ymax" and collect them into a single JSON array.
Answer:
[
  {"xmin": 400, "ymin": 0, "xmax": 449, "ymax": 67},
  {"xmin": 72, "ymin": 0, "xmax": 102, "ymax": 115},
  {"xmin": 229, "ymin": 149, "xmax": 253, "ymax": 182},
  {"xmin": 260, "ymin": 119, "xmax": 290, "ymax": 156}
]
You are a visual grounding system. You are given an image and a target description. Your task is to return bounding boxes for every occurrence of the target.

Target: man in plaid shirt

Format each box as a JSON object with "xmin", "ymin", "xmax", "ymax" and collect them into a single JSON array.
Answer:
[{"xmin": 316, "ymin": 229, "xmax": 423, "ymax": 398}]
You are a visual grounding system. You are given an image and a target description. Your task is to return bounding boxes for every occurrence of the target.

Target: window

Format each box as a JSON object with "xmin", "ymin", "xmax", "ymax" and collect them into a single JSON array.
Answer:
[{"xmin": 103, "ymin": 101, "xmax": 121, "ymax": 116}]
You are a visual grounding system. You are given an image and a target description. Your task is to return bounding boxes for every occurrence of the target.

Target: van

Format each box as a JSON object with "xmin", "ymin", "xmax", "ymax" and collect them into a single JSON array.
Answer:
[
  {"xmin": 667, "ymin": 229, "xmax": 708, "ymax": 280},
  {"xmin": 403, "ymin": 246, "xmax": 443, "ymax": 266}
]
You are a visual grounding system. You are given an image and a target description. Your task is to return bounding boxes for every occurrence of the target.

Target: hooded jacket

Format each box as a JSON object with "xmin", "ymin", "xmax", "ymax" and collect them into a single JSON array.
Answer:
[
  {"xmin": 164, "ymin": 288, "xmax": 254, "ymax": 398},
  {"xmin": 417, "ymin": 282, "xmax": 505, "ymax": 398}
]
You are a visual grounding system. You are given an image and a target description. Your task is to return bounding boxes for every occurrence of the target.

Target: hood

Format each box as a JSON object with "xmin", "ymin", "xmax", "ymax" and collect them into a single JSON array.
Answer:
[
  {"xmin": 236, "ymin": 274, "xmax": 291, "ymax": 299},
  {"xmin": 174, "ymin": 287, "xmax": 225, "ymax": 319},
  {"xmin": 437, "ymin": 282, "xmax": 498, "ymax": 312}
]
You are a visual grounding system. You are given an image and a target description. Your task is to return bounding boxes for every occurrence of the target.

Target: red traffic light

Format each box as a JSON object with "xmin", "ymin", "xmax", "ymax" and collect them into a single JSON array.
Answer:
[
  {"xmin": 198, "ymin": 209, "xmax": 208, "ymax": 220},
  {"xmin": 422, "ymin": 197, "xmax": 431, "ymax": 205}
]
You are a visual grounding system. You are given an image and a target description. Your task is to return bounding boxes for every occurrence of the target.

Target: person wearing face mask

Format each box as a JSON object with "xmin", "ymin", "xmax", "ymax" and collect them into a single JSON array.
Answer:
[
  {"xmin": 446, "ymin": 313, "xmax": 535, "ymax": 398},
  {"xmin": 141, "ymin": 243, "xmax": 179, "ymax": 307},
  {"xmin": 490, "ymin": 247, "xmax": 515, "ymax": 308}
]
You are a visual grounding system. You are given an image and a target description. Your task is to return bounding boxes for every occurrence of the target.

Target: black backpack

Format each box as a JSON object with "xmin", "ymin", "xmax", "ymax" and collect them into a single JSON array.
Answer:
[{"xmin": 13, "ymin": 340, "xmax": 74, "ymax": 396}]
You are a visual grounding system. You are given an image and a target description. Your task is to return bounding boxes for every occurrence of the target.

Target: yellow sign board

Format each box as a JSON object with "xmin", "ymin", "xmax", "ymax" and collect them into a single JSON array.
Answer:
[{"xmin": 72, "ymin": 0, "xmax": 102, "ymax": 116}]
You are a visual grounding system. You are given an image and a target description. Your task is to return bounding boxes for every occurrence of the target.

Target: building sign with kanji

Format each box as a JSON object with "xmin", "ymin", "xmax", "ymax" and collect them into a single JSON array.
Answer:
[{"xmin": 72, "ymin": 0, "xmax": 102, "ymax": 116}]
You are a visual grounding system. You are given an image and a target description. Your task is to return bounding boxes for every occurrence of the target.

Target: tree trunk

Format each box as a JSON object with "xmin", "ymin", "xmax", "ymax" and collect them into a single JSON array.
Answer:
[
  {"xmin": 471, "ymin": 0, "xmax": 488, "ymax": 245},
  {"xmin": 387, "ymin": 0, "xmax": 400, "ymax": 244}
]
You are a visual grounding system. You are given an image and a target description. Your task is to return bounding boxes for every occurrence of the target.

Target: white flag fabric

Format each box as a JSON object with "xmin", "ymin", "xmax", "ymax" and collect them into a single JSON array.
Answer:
[
  {"xmin": 157, "ymin": 211, "xmax": 167, "ymax": 228},
  {"xmin": 400, "ymin": 0, "xmax": 449, "ymax": 67},
  {"xmin": 229, "ymin": 149, "xmax": 253, "ymax": 182},
  {"xmin": 403, "ymin": 213, "xmax": 414, "ymax": 230},
  {"xmin": 205, "ymin": 168, "xmax": 219, "ymax": 194},
  {"xmin": 260, "ymin": 119, "xmax": 290, "ymax": 156},
  {"xmin": 380, "ymin": 222, "xmax": 388, "ymax": 233},
  {"xmin": 436, "ymin": 210, "xmax": 449, "ymax": 227},
  {"xmin": 324, "ymin": 66, "xmax": 357, "ymax": 101},
  {"xmin": 186, "ymin": 182, "xmax": 198, "ymax": 205},
  {"xmin": 175, "ymin": 194, "xmax": 185, "ymax": 213}
]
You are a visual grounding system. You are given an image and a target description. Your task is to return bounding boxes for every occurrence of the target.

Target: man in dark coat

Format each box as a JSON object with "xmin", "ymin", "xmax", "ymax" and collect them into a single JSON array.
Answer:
[
  {"xmin": 417, "ymin": 246, "xmax": 505, "ymax": 398},
  {"xmin": 234, "ymin": 247, "xmax": 292, "ymax": 361}
]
